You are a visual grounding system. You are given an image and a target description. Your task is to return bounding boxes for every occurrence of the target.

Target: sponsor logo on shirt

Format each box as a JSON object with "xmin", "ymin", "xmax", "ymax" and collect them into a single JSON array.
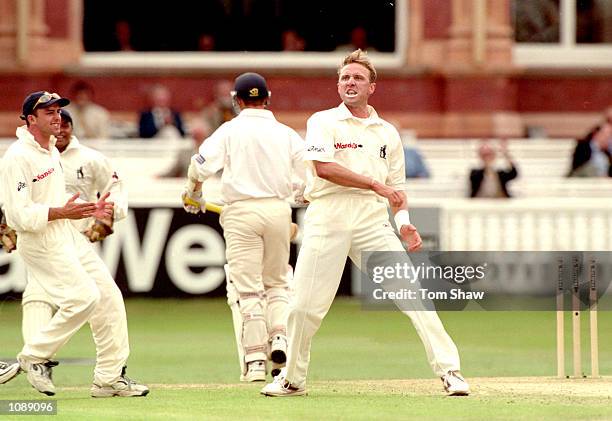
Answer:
[
  {"xmin": 112, "ymin": 171, "xmax": 119, "ymax": 180},
  {"xmin": 76, "ymin": 166, "xmax": 84, "ymax": 179},
  {"xmin": 334, "ymin": 142, "xmax": 363, "ymax": 150},
  {"xmin": 195, "ymin": 154, "xmax": 205, "ymax": 165},
  {"xmin": 32, "ymin": 167, "xmax": 55, "ymax": 182},
  {"xmin": 17, "ymin": 181, "xmax": 26, "ymax": 191},
  {"xmin": 379, "ymin": 145, "xmax": 387, "ymax": 159},
  {"xmin": 307, "ymin": 145, "xmax": 325, "ymax": 153}
]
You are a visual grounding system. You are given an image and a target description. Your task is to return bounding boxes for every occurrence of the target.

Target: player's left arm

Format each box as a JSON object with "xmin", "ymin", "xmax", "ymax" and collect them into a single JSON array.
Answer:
[
  {"xmin": 386, "ymin": 130, "xmax": 422, "ymax": 252},
  {"xmin": 183, "ymin": 125, "xmax": 227, "ymax": 213},
  {"xmin": 94, "ymin": 154, "xmax": 128, "ymax": 221}
]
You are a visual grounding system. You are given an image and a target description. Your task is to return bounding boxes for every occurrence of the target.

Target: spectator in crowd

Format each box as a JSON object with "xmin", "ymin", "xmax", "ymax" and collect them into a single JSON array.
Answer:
[
  {"xmin": 198, "ymin": 80, "xmax": 236, "ymax": 132},
  {"xmin": 568, "ymin": 119, "xmax": 612, "ymax": 177},
  {"xmin": 513, "ymin": 0, "xmax": 560, "ymax": 42},
  {"xmin": 336, "ymin": 26, "xmax": 377, "ymax": 52},
  {"xmin": 115, "ymin": 20, "xmax": 134, "ymax": 51},
  {"xmin": 281, "ymin": 29, "xmax": 306, "ymax": 51},
  {"xmin": 66, "ymin": 81, "xmax": 111, "ymax": 140},
  {"xmin": 469, "ymin": 139, "xmax": 518, "ymax": 198},
  {"xmin": 198, "ymin": 33, "xmax": 216, "ymax": 51},
  {"xmin": 138, "ymin": 84, "xmax": 185, "ymax": 139},
  {"xmin": 159, "ymin": 123, "xmax": 210, "ymax": 178},
  {"xmin": 404, "ymin": 146, "xmax": 430, "ymax": 178}
]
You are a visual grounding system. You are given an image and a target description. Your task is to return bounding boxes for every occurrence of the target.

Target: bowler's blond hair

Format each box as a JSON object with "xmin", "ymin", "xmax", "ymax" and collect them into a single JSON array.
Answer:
[{"xmin": 338, "ymin": 49, "xmax": 377, "ymax": 83}]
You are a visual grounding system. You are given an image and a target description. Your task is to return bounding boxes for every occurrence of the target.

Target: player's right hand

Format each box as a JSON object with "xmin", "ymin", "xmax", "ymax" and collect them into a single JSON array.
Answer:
[
  {"xmin": 182, "ymin": 189, "xmax": 206, "ymax": 214},
  {"xmin": 62, "ymin": 192, "xmax": 98, "ymax": 219},
  {"xmin": 371, "ymin": 181, "xmax": 406, "ymax": 208}
]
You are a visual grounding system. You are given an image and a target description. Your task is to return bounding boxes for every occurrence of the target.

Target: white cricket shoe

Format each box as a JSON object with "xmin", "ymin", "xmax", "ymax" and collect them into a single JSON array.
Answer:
[
  {"xmin": 0, "ymin": 361, "xmax": 21, "ymax": 384},
  {"xmin": 242, "ymin": 360, "xmax": 266, "ymax": 382},
  {"xmin": 260, "ymin": 368, "xmax": 306, "ymax": 397},
  {"xmin": 270, "ymin": 335, "xmax": 287, "ymax": 365},
  {"xmin": 441, "ymin": 370, "xmax": 470, "ymax": 396},
  {"xmin": 91, "ymin": 367, "xmax": 149, "ymax": 398},
  {"xmin": 17, "ymin": 356, "xmax": 56, "ymax": 396}
]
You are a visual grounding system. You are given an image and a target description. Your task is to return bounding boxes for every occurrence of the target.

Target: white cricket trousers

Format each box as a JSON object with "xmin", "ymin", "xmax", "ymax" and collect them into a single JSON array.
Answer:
[
  {"xmin": 285, "ymin": 193, "xmax": 461, "ymax": 387},
  {"xmin": 220, "ymin": 198, "xmax": 291, "ymax": 366},
  {"xmin": 17, "ymin": 224, "xmax": 129, "ymax": 386}
]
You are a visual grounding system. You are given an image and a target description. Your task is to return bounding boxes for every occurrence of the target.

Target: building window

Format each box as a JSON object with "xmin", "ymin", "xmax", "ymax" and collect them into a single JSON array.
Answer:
[
  {"xmin": 81, "ymin": 0, "xmax": 407, "ymax": 71},
  {"xmin": 513, "ymin": 0, "xmax": 612, "ymax": 67}
]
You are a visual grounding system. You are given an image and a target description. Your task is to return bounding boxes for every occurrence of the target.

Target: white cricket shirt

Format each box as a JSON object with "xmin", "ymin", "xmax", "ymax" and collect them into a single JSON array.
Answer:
[
  {"xmin": 0, "ymin": 126, "xmax": 72, "ymax": 246},
  {"xmin": 60, "ymin": 136, "xmax": 127, "ymax": 222},
  {"xmin": 303, "ymin": 103, "xmax": 406, "ymax": 201},
  {"xmin": 194, "ymin": 108, "xmax": 305, "ymax": 204}
]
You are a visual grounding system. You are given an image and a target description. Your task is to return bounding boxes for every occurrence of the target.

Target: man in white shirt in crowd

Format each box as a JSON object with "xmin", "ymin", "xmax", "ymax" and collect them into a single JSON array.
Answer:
[
  {"xmin": 66, "ymin": 81, "xmax": 111, "ymax": 140},
  {"xmin": 182, "ymin": 73, "xmax": 305, "ymax": 382},
  {"xmin": 0, "ymin": 91, "xmax": 148, "ymax": 398},
  {"xmin": 261, "ymin": 50, "xmax": 470, "ymax": 397}
]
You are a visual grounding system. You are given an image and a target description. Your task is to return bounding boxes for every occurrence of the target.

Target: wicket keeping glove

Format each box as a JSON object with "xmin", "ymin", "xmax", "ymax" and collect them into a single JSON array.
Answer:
[
  {"xmin": 85, "ymin": 217, "xmax": 114, "ymax": 243},
  {"xmin": 0, "ymin": 218, "xmax": 17, "ymax": 253},
  {"xmin": 182, "ymin": 189, "xmax": 206, "ymax": 214}
]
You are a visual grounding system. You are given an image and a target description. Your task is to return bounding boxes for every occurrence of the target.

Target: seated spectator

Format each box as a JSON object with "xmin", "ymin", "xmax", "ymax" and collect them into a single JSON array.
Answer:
[
  {"xmin": 336, "ymin": 26, "xmax": 377, "ymax": 52},
  {"xmin": 138, "ymin": 84, "xmax": 185, "ymax": 138},
  {"xmin": 198, "ymin": 80, "xmax": 235, "ymax": 132},
  {"xmin": 470, "ymin": 139, "xmax": 518, "ymax": 198},
  {"xmin": 159, "ymin": 123, "xmax": 209, "ymax": 178},
  {"xmin": 198, "ymin": 33, "xmax": 216, "ymax": 51},
  {"xmin": 568, "ymin": 122, "xmax": 612, "ymax": 177},
  {"xmin": 404, "ymin": 146, "xmax": 430, "ymax": 178},
  {"xmin": 65, "ymin": 81, "xmax": 111, "ymax": 140},
  {"xmin": 281, "ymin": 29, "xmax": 306, "ymax": 51}
]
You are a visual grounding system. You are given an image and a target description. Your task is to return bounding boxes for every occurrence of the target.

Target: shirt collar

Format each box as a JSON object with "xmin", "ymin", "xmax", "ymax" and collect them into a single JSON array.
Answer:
[
  {"xmin": 62, "ymin": 135, "xmax": 81, "ymax": 153},
  {"xmin": 16, "ymin": 125, "xmax": 57, "ymax": 152},
  {"xmin": 335, "ymin": 102, "xmax": 383, "ymax": 126},
  {"xmin": 238, "ymin": 108, "xmax": 276, "ymax": 120}
]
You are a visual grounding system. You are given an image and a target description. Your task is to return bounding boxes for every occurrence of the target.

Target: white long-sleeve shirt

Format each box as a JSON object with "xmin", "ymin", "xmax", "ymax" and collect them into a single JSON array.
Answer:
[
  {"xmin": 194, "ymin": 108, "xmax": 305, "ymax": 204},
  {"xmin": 60, "ymin": 136, "xmax": 127, "ymax": 226},
  {"xmin": 0, "ymin": 126, "xmax": 72, "ymax": 249}
]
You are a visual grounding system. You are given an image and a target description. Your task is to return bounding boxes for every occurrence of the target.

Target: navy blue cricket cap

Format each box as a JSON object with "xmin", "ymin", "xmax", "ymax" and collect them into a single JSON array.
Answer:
[
  {"xmin": 59, "ymin": 109, "xmax": 73, "ymax": 125},
  {"xmin": 233, "ymin": 72, "xmax": 269, "ymax": 100},
  {"xmin": 20, "ymin": 91, "xmax": 70, "ymax": 120}
]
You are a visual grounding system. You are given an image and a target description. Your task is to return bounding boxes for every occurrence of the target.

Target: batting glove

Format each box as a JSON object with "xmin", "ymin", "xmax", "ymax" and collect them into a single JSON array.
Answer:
[{"xmin": 182, "ymin": 189, "xmax": 206, "ymax": 214}]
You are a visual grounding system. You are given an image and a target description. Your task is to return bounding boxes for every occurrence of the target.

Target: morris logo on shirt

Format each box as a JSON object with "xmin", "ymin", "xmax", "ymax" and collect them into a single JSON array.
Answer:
[
  {"xmin": 17, "ymin": 181, "xmax": 26, "ymax": 191},
  {"xmin": 335, "ymin": 142, "xmax": 363, "ymax": 150},
  {"xmin": 32, "ymin": 167, "xmax": 55, "ymax": 182}
]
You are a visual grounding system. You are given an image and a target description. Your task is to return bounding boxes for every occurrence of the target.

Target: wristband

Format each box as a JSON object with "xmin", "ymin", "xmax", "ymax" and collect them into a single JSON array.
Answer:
[{"xmin": 394, "ymin": 209, "xmax": 411, "ymax": 230}]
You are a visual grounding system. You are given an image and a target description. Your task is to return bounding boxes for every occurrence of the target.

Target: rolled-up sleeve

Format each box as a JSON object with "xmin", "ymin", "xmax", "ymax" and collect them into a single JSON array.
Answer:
[
  {"xmin": 0, "ymin": 156, "xmax": 49, "ymax": 232},
  {"xmin": 303, "ymin": 114, "xmax": 335, "ymax": 162}
]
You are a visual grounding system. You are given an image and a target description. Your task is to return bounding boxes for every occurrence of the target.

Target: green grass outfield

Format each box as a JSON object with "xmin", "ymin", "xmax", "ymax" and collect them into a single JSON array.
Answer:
[{"xmin": 0, "ymin": 297, "xmax": 611, "ymax": 420}]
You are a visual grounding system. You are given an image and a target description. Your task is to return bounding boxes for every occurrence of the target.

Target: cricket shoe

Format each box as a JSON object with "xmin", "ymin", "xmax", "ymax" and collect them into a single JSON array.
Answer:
[
  {"xmin": 441, "ymin": 370, "xmax": 470, "ymax": 396},
  {"xmin": 17, "ymin": 356, "xmax": 57, "ymax": 396},
  {"xmin": 242, "ymin": 360, "xmax": 266, "ymax": 382},
  {"xmin": 270, "ymin": 335, "xmax": 287, "ymax": 365},
  {"xmin": 91, "ymin": 366, "xmax": 149, "ymax": 398},
  {"xmin": 0, "ymin": 361, "xmax": 21, "ymax": 384},
  {"xmin": 260, "ymin": 368, "xmax": 306, "ymax": 397}
]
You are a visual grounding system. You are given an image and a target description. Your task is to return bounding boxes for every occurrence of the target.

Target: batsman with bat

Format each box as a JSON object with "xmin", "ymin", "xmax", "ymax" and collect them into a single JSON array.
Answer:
[
  {"xmin": 182, "ymin": 72, "xmax": 306, "ymax": 382},
  {"xmin": 0, "ymin": 98, "xmax": 147, "ymax": 397}
]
